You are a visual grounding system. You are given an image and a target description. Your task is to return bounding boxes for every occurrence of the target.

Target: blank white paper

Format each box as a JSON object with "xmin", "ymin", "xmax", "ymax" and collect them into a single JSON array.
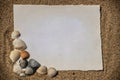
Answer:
[{"xmin": 14, "ymin": 5, "xmax": 103, "ymax": 70}]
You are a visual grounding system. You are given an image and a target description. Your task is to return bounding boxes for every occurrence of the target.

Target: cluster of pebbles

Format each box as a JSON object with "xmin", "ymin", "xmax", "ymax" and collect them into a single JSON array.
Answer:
[{"xmin": 10, "ymin": 30, "xmax": 58, "ymax": 78}]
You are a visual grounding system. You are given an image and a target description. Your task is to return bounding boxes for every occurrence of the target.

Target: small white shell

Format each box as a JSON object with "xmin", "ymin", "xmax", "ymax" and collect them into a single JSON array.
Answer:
[
  {"xmin": 9, "ymin": 49, "xmax": 20, "ymax": 62},
  {"xmin": 25, "ymin": 67, "xmax": 34, "ymax": 75},
  {"xmin": 19, "ymin": 73, "xmax": 26, "ymax": 77},
  {"xmin": 11, "ymin": 31, "xmax": 21, "ymax": 39},
  {"xmin": 47, "ymin": 67, "xmax": 58, "ymax": 78},
  {"xmin": 37, "ymin": 66, "xmax": 47, "ymax": 75},
  {"xmin": 13, "ymin": 61, "xmax": 22, "ymax": 74},
  {"xmin": 13, "ymin": 39, "xmax": 27, "ymax": 50}
]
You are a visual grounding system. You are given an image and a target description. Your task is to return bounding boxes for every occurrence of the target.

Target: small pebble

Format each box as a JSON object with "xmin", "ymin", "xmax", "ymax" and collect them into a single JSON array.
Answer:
[
  {"xmin": 25, "ymin": 67, "xmax": 34, "ymax": 75},
  {"xmin": 19, "ymin": 73, "xmax": 26, "ymax": 77},
  {"xmin": 19, "ymin": 59, "xmax": 28, "ymax": 68},
  {"xmin": 47, "ymin": 67, "xmax": 58, "ymax": 78},
  {"xmin": 28, "ymin": 59, "xmax": 40, "ymax": 68},
  {"xmin": 13, "ymin": 39, "xmax": 27, "ymax": 50},
  {"xmin": 9, "ymin": 49, "xmax": 20, "ymax": 62},
  {"xmin": 37, "ymin": 66, "xmax": 47, "ymax": 75},
  {"xmin": 20, "ymin": 51, "xmax": 30, "ymax": 59},
  {"xmin": 11, "ymin": 31, "xmax": 21, "ymax": 39}
]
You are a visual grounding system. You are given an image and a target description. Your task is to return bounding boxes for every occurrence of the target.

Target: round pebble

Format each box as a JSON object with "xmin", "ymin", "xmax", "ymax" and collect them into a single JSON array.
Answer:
[
  {"xmin": 20, "ymin": 51, "xmax": 30, "ymax": 59},
  {"xmin": 25, "ymin": 67, "xmax": 34, "ymax": 75},
  {"xmin": 11, "ymin": 31, "xmax": 21, "ymax": 39},
  {"xmin": 28, "ymin": 59, "xmax": 40, "ymax": 68},
  {"xmin": 37, "ymin": 66, "xmax": 47, "ymax": 75},
  {"xmin": 19, "ymin": 59, "xmax": 28, "ymax": 68},
  {"xmin": 9, "ymin": 49, "xmax": 20, "ymax": 63},
  {"xmin": 13, "ymin": 39, "xmax": 27, "ymax": 50},
  {"xmin": 47, "ymin": 67, "xmax": 58, "ymax": 78}
]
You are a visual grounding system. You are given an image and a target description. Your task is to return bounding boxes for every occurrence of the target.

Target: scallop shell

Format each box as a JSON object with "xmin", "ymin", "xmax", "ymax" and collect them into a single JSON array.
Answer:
[
  {"xmin": 9, "ymin": 49, "xmax": 20, "ymax": 62},
  {"xmin": 11, "ymin": 31, "xmax": 21, "ymax": 39},
  {"xmin": 24, "ymin": 67, "xmax": 34, "ymax": 75},
  {"xmin": 47, "ymin": 67, "xmax": 58, "ymax": 78},
  {"xmin": 20, "ymin": 51, "xmax": 30, "ymax": 59},
  {"xmin": 19, "ymin": 59, "xmax": 28, "ymax": 68},
  {"xmin": 13, "ymin": 39, "xmax": 27, "ymax": 50},
  {"xmin": 28, "ymin": 59, "xmax": 40, "ymax": 68},
  {"xmin": 13, "ymin": 61, "xmax": 22, "ymax": 74},
  {"xmin": 37, "ymin": 66, "xmax": 47, "ymax": 75}
]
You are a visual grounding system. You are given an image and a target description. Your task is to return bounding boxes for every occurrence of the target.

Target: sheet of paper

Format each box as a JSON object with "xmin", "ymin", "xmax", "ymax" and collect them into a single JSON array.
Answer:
[{"xmin": 14, "ymin": 5, "xmax": 103, "ymax": 70}]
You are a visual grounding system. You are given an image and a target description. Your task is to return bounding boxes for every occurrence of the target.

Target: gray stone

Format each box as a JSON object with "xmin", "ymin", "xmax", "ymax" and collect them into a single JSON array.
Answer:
[
  {"xmin": 19, "ymin": 59, "xmax": 28, "ymax": 68},
  {"xmin": 28, "ymin": 59, "xmax": 40, "ymax": 68}
]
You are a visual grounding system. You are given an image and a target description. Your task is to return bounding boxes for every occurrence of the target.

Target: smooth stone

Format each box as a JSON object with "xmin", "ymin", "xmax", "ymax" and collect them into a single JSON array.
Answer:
[
  {"xmin": 47, "ymin": 67, "xmax": 58, "ymax": 78},
  {"xmin": 9, "ymin": 49, "xmax": 20, "ymax": 63},
  {"xmin": 11, "ymin": 31, "xmax": 21, "ymax": 39},
  {"xmin": 28, "ymin": 59, "xmax": 40, "ymax": 69},
  {"xmin": 25, "ymin": 67, "xmax": 34, "ymax": 75},
  {"xmin": 13, "ymin": 39, "xmax": 27, "ymax": 50},
  {"xmin": 37, "ymin": 66, "xmax": 47, "ymax": 75},
  {"xmin": 19, "ymin": 73, "xmax": 26, "ymax": 77},
  {"xmin": 13, "ymin": 60, "xmax": 22, "ymax": 74},
  {"xmin": 20, "ymin": 51, "xmax": 30, "ymax": 59},
  {"xmin": 19, "ymin": 59, "xmax": 28, "ymax": 68}
]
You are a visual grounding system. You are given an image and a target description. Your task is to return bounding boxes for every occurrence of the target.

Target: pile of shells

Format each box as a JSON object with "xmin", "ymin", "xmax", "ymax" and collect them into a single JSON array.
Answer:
[{"xmin": 10, "ymin": 30, "xmax": 58, "ymax": 78}]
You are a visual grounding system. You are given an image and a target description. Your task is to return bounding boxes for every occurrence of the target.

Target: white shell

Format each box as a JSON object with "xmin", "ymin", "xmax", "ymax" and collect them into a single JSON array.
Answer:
[
  {"xmin": 13, "ymin": 39, "xmax": 27, "ymax": 50},
  {"xmin": 19, "ymin": 73, "xmax": 26, "ymax": 77},
  {"xmin": 9, "ymin": 49, "xmax": 20, "ymax": 62},
  {"xmin": 47, "ymin": 67, "xmax": 58, "ymax": 78},
  {"xmin": 37, "ymin": 66, "xmax": 47, "ymax": 75},
  {"xmin": 13, "ymin": 60, "xmax": 22, "ymax": 74},
  {"xmin": 25, "ymin": 67, "xmax": 34, "ymax": 75},
  {"xmin": 11, "ymin": 31, "xmax": 21, "ymax": 39}
]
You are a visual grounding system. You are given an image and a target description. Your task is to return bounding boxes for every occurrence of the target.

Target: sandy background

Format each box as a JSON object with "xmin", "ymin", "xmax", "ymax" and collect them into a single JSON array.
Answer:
[{"xmin": 0, "ymin": 0, "xmax": 120, "ymax": 80}]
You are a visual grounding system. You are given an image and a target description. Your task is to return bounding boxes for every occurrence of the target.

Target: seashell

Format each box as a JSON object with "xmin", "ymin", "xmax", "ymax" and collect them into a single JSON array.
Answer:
[
  {"xmin": 47, "ymin": 67, "xmax": 58, "ymax": 78},
  {"xmin": 13, "ymin": 39, "xmax": 27, "ymax": 50},
  {"xmin": 11, "ymin": 31, "xmax": 21, "ymax": 39},
  {"xmin": 37, "ymin": 66, "xmax": 47, "ymax": 75},
  {"xmin": 19, "ymin": 59, "xmax": 28, "ymax": 68},
  {"xmin": 28, "ymin": 59, "xmax": 40, "ymax": 69},
  {"xmin": 24, "ymin": 67, "xmax": 34, "ymax": 75},
  {"xmin": 20, "ymin": 51, "xmax": 30, "ymax": 59},
  {"xmin": 9, "ymin": 49, "xmax": 20, "ymax": 62},
  {"xmin": 19, "ymin": 73, "xmax": 26, "ymax": 77},
  {"xmin": 13, "ymin": 61, "xmax": 22, "ymax": 74}
]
